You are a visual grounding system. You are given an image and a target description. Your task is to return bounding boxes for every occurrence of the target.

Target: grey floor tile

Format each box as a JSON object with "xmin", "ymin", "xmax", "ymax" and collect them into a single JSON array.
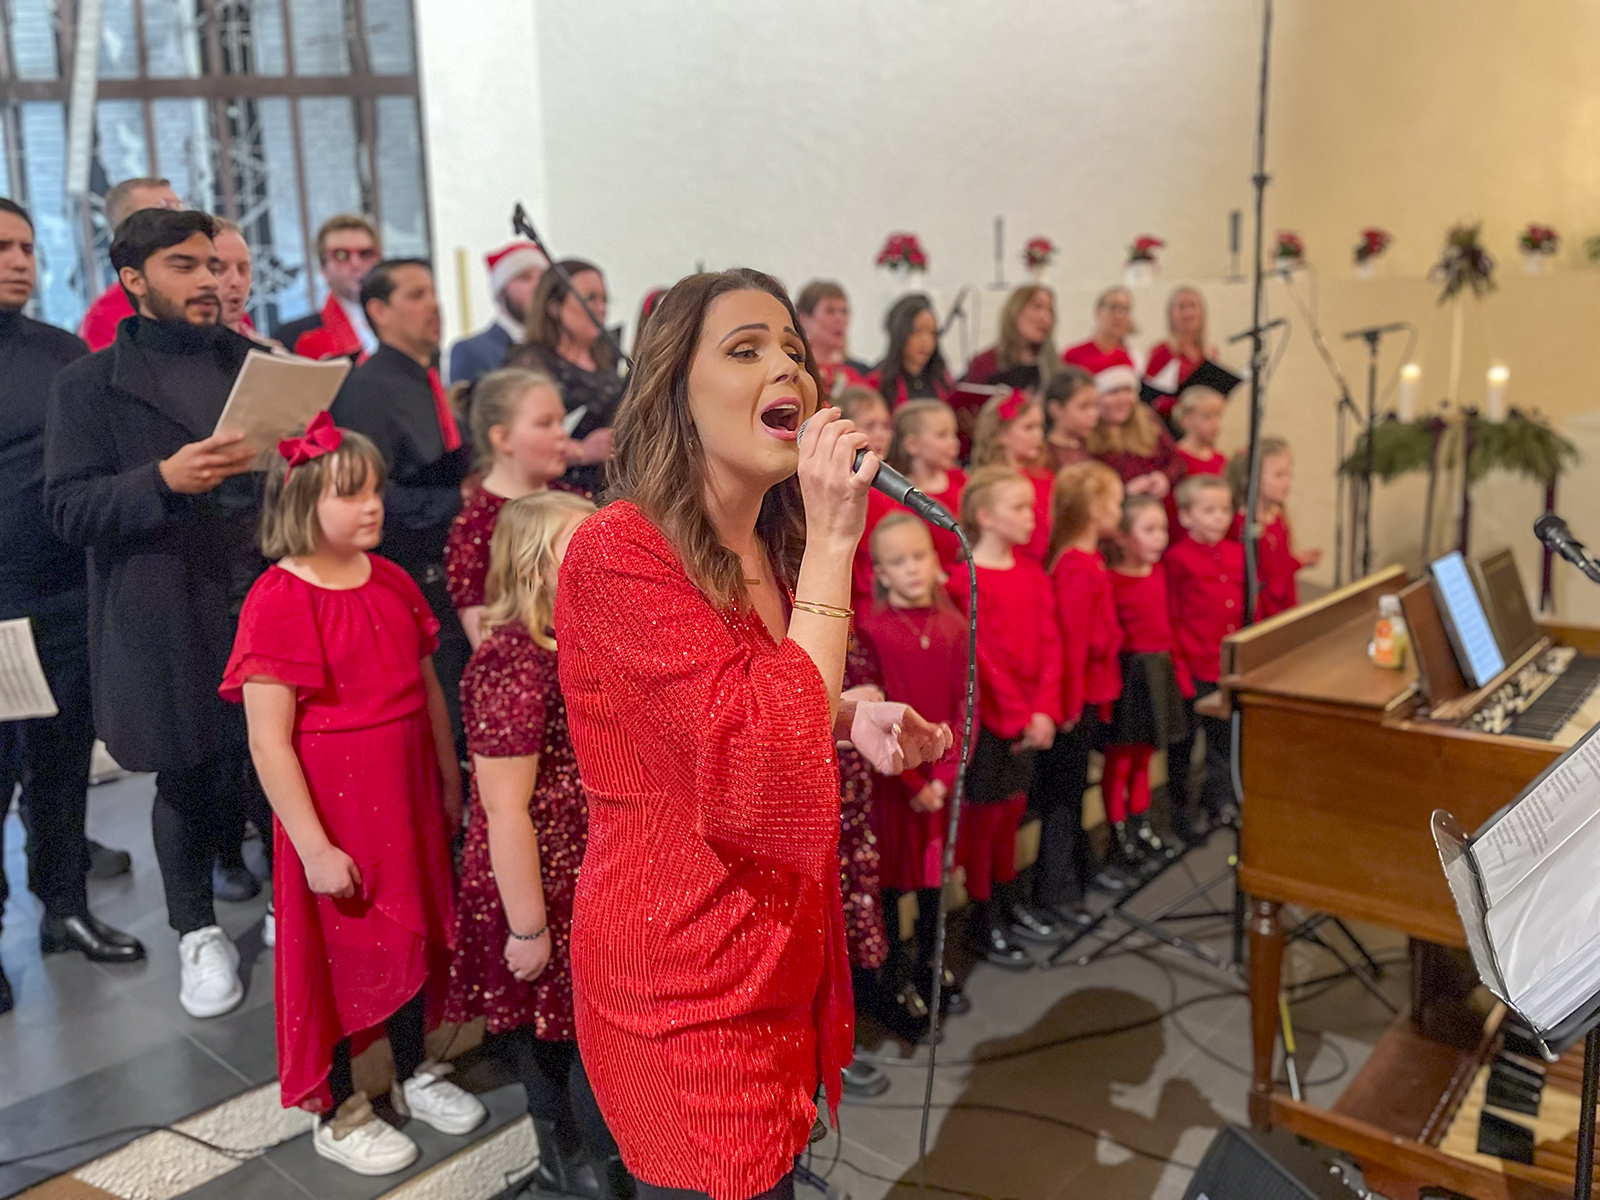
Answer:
[{"xmin": 185, "ymin": 1000, "xmax": 281, "ymax": 1088}]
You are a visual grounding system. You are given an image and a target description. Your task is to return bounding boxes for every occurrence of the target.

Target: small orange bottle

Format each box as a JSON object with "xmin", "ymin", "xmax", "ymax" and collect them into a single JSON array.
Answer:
[{"xmin": 1371, "ymin": 594, "xmax": 1409, "ymax": 670}]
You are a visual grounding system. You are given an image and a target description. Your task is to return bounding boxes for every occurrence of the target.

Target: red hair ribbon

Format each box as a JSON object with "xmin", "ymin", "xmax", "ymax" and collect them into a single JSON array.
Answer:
[
  {"xmin": 278, "ymin": 410, "xmax": 343, "ymax": 472},
  {"xmin": 998, "ymin": 388, "xmax": 1029, "ymax": 422}
]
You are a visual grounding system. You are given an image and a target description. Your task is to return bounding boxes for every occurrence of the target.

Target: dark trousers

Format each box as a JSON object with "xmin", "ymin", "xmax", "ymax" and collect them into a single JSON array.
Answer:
[
  {"xmin": 416, "ymin": 564, "xmax": 469, "ymax": 755},
  {"xmin": 501, "ymin": 1029, "xmax": 620, "ymax": 1160},
  {"xmin": 1168, "ymin": 680, "xmax": 1233, "ymax": 819},
  {"xmin": 327, "ymin": 988, "xmax": 427, "ymax": 1113},
  {"xmin": 1030, "ymin": 718, "xmax": 1099, "ymax": 908},
  {"xmin": 216, "ymin": 756, "xmax": 273, "ymax": 872},
  {"xmin": 0, "ymin": 599, "xmax": 95, "ymax": 927},
  {"xmin": 153, "ymin": 726, "xmax": 250, "ymax": 935}
]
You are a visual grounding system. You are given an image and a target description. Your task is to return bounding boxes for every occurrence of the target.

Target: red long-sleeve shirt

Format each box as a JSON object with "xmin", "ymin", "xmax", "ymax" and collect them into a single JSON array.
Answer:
[
  {"xmin": 1110, "ymin": 565, "xmax": 1194, "ymax": 697},
  {"xmin": 1164, "ymin": 536, "xmax": 1245, "ymax": 683},
  {"xmin": 1231, "ymin": 510, "xmax": 1305, "ymax": 619},
  {"xmin": 849, "ymin": 470, "xmax": 967, "ymax": 610},
  {"xmin": 1051, "ymin": 547, "xmax": 1124, "ymax": 725},
  {"xmin": 1020, "ymin": 466, "xmax": 1053, "ymax": 565},
  {"xmin": 1168, "ymin": 445, "xmax": 1227, "ymax": 536},
  {"xmin": 948, "ymin": 557, "xmax": 1064, "ymax": 737}
]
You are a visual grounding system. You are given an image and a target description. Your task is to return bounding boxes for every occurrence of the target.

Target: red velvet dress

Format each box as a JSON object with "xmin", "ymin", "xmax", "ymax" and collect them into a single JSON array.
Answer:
[
  {"xmin": 219, "ymin": 558, "xmax": 456, "ymax": 1113},
  {"xmin": 1094, "ymin": 423, "xmax": 1186, "ymax": 494},
  {"xmin": 855, "ymin": 604, "xmax": 969, "ymax": 891},
  {"xmin": 1046, "ymin": 439, "xmax": 1093, "ymax": 473},
  {"xmin": 838, "ymin": 636, "xmax": 888, "ymax": 970},
  {"xmin": 446, "ymin": 622, "xmax": 586, "ymax": 1038},
  {"xmin": 444, "ymin": 486, "xmax": 508, "ymax": 610},
  {"xmin": 1020, "ymin": 465, "xmax": 1053, "ymax": 565},
  {"xmin": 555, "ymin": 502, "xmax": 852, "ymax": 1199}
]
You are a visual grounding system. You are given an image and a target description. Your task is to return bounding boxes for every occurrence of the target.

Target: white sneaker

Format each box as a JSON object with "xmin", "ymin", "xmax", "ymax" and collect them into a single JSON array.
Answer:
[
  {"xmin": 312, "ymin": 1112, "xmax": 419, "ymax": 1175},
  {"xmin": 394, "ymin": 1062, "xmax": 488, "ymax": 1135},
  {"xmin": 261, "ymin": 900, "xmax": 275, "ymax": 948},
  {"xmin": 177, "ymin": 925, "xmax": 244, "ymax": 1018}
]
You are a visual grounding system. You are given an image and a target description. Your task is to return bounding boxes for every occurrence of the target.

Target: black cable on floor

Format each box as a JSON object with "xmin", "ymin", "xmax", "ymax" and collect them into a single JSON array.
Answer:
[{"xmin": 0, "ymin": 1124, "xmax": 266, "ymax": 1169}]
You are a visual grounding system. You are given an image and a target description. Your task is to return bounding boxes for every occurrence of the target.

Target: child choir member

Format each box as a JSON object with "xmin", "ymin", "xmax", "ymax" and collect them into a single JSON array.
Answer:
[
  {"xmin": 1034, "ymin": 462, "xmax": 1126, "ymax": 912},
  {"xmin": 856, "ymin": 515, "xmax": 973, "ymax": 1027},
  {"xmin": 1061, "ymin": 286, "xmax": 1138, "ymax": 376},
  {"xmin": 1088, "ymin": 365, "xmax": 1185, "ymax": 499},
  {"xmin": 1169, "ymin": 385, "xmax": 1228, "ymax": 534},
  {"xmin": 970, "ymin": 389, "xmax": 1052, "ymax": 565},
  {"xmin": 222, "ymin": 415, "xmax": 483, "ymax": 1176},
  {"xmin": 870, "ymin": 293, "xmax": 953, "ymax": 407},
  {"xmin": 961, "ymin": 284, "xmax": 1058, "ymax": 387},
  {"xmin": 1042, "ymin": 366, "xmax": 1100, "ymax": 472},
  {"xmin": 444, "ymin": 368, "xmax": 571, "ymax": 648},
  {"xmin": 1227, "ymin": 436, "xmax": 1321, "ymax": 619},
  {"xmin": 886, "ymin": 399, "xmax": 967, "ymax": 574},
  {"xmin": 1164, "ymin": 476, "xmax": 1244, "ymax": 843},
  {"xmin": 837, "ymin": 385, "xmax": 898, "ymax": 610},
  {"xmin": 1142, "ymin": 286, "xmax": 1218, "ymax": 422},
  {"xmin": 444, "ymin": 491, "xmax": 632, "ymax": 1196},
  {"xmin": 1102, "ymin": 495, "xmax": 1191, "ymax": 884},
  {"xmin": 949, "ymin": 467, "xmax": 1065, "ymax": 963}
]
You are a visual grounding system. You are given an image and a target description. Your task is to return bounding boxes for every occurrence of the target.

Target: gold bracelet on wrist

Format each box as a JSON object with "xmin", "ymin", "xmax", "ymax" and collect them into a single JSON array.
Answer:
[{"xmin": 792, "ymin": 599, "xmax": 852, "ymax": 620}]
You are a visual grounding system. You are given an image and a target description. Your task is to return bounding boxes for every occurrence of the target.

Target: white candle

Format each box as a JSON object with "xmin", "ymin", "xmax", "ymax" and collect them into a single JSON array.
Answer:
[
  {"xmin": 1398, "ymin": 362, "xmax": 1421, "ymax": 421},
  {"xmin": 1487, "ymin": 364, "xmax": 1510, "ymax": 422}
]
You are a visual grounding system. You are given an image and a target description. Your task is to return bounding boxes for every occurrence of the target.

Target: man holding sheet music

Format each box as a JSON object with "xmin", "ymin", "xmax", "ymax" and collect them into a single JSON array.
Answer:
[
  {"xmin": 44, "ymin": 208, "xmax": 267, "ymax": 1020},
  {"xmin": 0, "ymin": 198, "xmax": 145, "ymax": 1016}
]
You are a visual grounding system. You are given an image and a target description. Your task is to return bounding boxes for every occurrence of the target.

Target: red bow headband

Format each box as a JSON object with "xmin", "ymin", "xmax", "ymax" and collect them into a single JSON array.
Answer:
[
  {"xmin": 278, "ymin": 410, "xmax": 343, "ymax": 473},
  {"xmin": 998, "ymin": 388, "xmax": 1029, "ymax": 422}
]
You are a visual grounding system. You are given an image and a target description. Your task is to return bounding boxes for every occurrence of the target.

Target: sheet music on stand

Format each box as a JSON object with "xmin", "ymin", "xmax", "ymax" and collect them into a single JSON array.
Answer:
[
  {"xmin": 0, "ymin": 618, "xmax": 58, "ymax": 720},
  {"xmin": 1433, "ymin": 719, "xmax": 1600, "ymax": 1059}
]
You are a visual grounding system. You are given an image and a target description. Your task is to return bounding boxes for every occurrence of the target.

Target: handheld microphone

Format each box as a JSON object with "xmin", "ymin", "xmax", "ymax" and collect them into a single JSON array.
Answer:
[
  {"xmin": 1535, "ymin": 513, "xmax": 1600, "ymax": 583},
  {"xmin": 797, "ymin": 416, "xmax": 960, "ymax": 532}
]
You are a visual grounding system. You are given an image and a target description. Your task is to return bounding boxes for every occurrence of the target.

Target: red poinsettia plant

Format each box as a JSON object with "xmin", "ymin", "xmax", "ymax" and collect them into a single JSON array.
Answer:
[
  {"xmin": 876, "ymin": 232, "xmax": 928, "ymax": 272},
  {"xmin": 1519, "ymin": 223, "xmax": 1559, "ymax": 255},
  {"xmin": 1275, "ymin": 230, "xmax": 1306, "ymax": 262},
  {"xmin": 1126, "ymin": 235, "xmax": 1164, "ymax": 265},
  {"xmin": 1354, "ymin": 227, "xmax": 1392, "ymax": 264},
  {"xmin": 1023, "ymin": 236, "xmax": 1056, "ymax": 270}
]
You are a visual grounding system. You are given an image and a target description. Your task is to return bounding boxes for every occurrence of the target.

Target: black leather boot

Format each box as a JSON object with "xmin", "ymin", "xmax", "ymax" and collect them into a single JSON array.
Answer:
[{"xmin": 519, "ymin": 1118, "xmax": 600, "ymax": 1198}]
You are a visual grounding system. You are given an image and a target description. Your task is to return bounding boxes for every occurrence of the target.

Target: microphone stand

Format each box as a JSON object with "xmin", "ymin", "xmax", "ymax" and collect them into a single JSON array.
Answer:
[
  {"xmin": 1339, "ymin": 325, "xmax": 1404, "ymax": 576},
  {"xmin": 510, "ymin": 204, "xmax": 633, "ymax": 371},
  {"xmin": 1240, "ymin": 0, "xmax": 1275, "ymax": 626}
]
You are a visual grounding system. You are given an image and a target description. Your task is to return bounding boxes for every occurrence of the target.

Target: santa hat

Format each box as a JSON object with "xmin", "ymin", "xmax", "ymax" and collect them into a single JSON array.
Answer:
[
  {"xmin": 485, "ymin": 241, "xmax": 548, "ymax": 297},
  {"xmin": 1095, "ymin": 364, "xmax": 1138, "ymax": 393}
]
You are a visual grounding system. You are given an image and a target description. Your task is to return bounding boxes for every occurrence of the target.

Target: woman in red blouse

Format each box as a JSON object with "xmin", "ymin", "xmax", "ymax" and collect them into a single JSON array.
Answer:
[
  {"xmin": 1061, "ymin": 286, "xmax": 1138, "ymax": 376},
  {"xmin": 555, "ymin": 269, "xmax": 951, "ymax": 1200}
]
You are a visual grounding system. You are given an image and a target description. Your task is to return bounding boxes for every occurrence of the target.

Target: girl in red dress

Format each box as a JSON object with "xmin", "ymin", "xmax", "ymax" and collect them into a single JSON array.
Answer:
[
  {"xmin": 1061, "ymin": 286, "xmax": 1139, "ymax": 376},
  {"xmin": 949, "ymin": 466, "xmax": 1065, "ymax": 964},
  {"xmin": 1103, "ymin": 495, "xmax": 1192, "ymax": 880},
  {"xmin": 222, "ymin": 415, "xmax": 484, "ymax": 1177},
  {"xmin": 971, "ymin": 388, "xmax": 1053, "ymax": 565},
  {"xmin": 1035, "ymin": 461, "xmax": 1126, "ymax": 907},
  {"xmin": 1088, "ymin": 365, "xmax": 1185, "ymax": 499},
  {"xmin": 1142, "ymin": 286, "xmax": 1218, "ymax": 422},
  {"xmin": 1043, "ymin": 366, "xmax": 1099, "ymax": 473},
  {"xmin": 886, "ymin": 399, "xmax": 967, "ymax": 574},
  {"xmin": 445, "ymin": 490, "xmax": 633, "ymax": 1196},
  {"xmin": 1169, "ymin": 385, "xmax": 1228, "ymax": 536},
  {"xmin": 1225, "ymin": 436, "xmax": 1323, "ymax": 619},
  {"xmin": 836, "ymin": 385, "xmax": 897, "ymax": 610},
  {"xmin": 555, "ymin": 270, "xmax": 951, "ymax": 1200},
  {"xmin": 445, "ymin": 368, "xmax": 571, "ymax": 649},
  {"xmin": 856, "ymin": 515, "xmax": 972, "ymax": 1029}
]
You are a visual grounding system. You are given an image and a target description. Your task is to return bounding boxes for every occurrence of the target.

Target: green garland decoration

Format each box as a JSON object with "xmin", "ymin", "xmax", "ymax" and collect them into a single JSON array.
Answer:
[
  {"xmin": 1340, "ymin": 409, "xmax": 1576, "ymax": 485},
  {"xmin": 1340, "ymin": 417, "xmax": 1444, "ymax": 481}
]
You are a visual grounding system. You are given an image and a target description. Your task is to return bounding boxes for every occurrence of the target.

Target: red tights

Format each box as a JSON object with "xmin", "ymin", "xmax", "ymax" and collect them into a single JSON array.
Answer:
[{"xmin": 1101, "ymin": 744, "xmax": 1153, "ymax": 823}]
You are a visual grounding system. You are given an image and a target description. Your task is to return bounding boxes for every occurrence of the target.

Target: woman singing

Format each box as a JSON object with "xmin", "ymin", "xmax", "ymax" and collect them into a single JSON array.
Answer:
[{"xmin": 556, "ymin": 269, "xmax": 951, "ymax": 1200}]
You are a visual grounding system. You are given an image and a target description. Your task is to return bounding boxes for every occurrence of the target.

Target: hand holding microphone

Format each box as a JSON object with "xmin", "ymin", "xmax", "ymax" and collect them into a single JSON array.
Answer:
[
  {"xmin": 797, "ymin": 409, "xmax": 961, "ymax": 533},
  {"xmin": 795, "ymin": 406, "xmax": 876, "ymax": 549}
]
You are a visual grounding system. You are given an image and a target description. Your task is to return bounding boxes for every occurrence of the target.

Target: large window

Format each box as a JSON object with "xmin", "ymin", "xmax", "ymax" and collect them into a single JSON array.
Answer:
[{"xmin": 0, "ymin": 0, "xmax": 429, "ymax": 333}]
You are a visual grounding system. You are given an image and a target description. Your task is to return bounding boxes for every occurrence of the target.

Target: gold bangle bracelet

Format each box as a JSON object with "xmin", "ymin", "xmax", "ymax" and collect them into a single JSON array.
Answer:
[{"xmin": 792, "ymin": 599, "xmax": 852, "ymax": 620}]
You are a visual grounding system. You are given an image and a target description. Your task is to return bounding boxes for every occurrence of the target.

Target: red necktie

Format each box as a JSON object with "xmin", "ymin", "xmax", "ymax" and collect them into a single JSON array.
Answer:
[{"xmin": 426, "ymin": 367, "xmax": 463, "ymax": 452}]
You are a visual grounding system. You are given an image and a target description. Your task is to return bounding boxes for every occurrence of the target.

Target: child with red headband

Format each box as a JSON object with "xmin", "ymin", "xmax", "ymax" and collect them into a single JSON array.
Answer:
[
  {"xmin": 970, "ymin": 388, "xmax": 1053, "ymax": 564},
  {"xmin": 221, "ymin": 413, "xmax": 484, "ymax": 1176}
]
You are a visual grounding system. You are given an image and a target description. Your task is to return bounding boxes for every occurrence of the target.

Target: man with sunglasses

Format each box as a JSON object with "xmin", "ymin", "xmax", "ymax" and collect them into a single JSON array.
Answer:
[{"xmin": 277, "ymin": 214, "xmax": 382, "ymax": 362}]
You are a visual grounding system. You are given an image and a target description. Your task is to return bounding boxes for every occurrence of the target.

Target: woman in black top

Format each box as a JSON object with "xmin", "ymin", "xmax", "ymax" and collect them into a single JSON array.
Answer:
[
  {"xmin": 869, "ymin": 293, "xmax": 951, "ymax": 409},
  {"xmin": 506, "ymin": 258, "xmax": 623, "ymax": 496}
]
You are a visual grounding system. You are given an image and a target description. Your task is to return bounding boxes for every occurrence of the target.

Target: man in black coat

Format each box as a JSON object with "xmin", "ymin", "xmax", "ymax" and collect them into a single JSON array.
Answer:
[
  {"xmin": 0, "ymin": 199, "xmax": 145, "ymax": 1016},
  {"xmin": 330, "ymin": 259, "xmax": 472, "ymax": 743},
  {"xmin": 45, "ymin": 209, "xmax": 263, "ymax": 1019}
]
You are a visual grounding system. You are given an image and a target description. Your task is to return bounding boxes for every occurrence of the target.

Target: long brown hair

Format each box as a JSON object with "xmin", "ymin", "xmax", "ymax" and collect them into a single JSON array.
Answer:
[
  {"xmin": 1046, "ymin": 460, "xmax": 1122, "ymax": 570},
  {"xmin": 970, "ymin": 390, "xmax": 1043, "ymax": 470},
  {"xmin": 525, "ymin": 257, "xmax": 617, "ymax": 372},
  {"xmin": 996, "ymin": 284, "xmax": 1058, "ymax": 374},
  {"xmin": 608, "ymin": 269, "xmax": 816, "ymax": 607}
]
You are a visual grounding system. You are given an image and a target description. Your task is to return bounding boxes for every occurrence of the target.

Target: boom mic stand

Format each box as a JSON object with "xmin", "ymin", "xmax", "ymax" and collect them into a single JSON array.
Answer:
[
  {"xmin": 1339, "ymin": 323, "xmax": 1407, "ymax": 577},
  {"xmin": 510, "ymin": 203, "xmax": 633, "ymax": 371}
]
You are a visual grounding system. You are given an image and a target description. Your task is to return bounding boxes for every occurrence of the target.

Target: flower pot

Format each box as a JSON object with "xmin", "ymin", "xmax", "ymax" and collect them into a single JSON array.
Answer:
[
  {"xmin": 1123, "ymin": 260, "xmax": 1155, "ymax": 288},
  {"xmin": 1276, "ymin": 255, "xmax": 1301, "ymax": 275},
  {"xmin": 1028, "ymin": 265, "xmax": 1047, "ymax": 285},
  {"xmin": 1523, "ymin": 252, "xmax": 1548, "ymax": 275},
  {"xmin": 1356, "ymin": 259, "xmax": 1381, "ymax": 280}
]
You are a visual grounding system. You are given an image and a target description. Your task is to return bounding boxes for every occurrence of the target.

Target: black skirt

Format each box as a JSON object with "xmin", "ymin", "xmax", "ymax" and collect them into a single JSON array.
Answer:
[
  {"xmin": 1106, "ymin": 651, "xmax": 1189, "ymax": 749},
  {"xmin": 965, "ymin": 727, "xmax": 1038, "ymax": 804}
]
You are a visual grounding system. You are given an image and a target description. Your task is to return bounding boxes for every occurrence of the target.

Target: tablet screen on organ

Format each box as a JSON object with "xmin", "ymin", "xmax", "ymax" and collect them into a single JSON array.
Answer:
[{"xmin": 1431, "ymin": 550, "xmax": 1507, "ymax": 688}]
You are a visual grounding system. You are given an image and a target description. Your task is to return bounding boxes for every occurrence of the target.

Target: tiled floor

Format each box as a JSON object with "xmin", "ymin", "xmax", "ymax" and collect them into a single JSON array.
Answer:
[{"xmin": 2, "ymin": 776, "xmax": 1412, "ymax": 1200}]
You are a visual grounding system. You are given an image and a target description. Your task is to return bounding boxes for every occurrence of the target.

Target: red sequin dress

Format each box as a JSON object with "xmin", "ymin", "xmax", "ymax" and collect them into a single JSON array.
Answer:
[
  {"xmin": 838, "ymin": 635, "xmax": 888, "ymax": 970},
  {"xmin": 219, "ymin": 557, "xmax": 456, "ymax": 1113},
  {"xmin": 446, "ymin": 621, "xmax": 586, "ymax": 1038},
  {"xmin": 444, "ymin": 486, "xmax": 508, "ymax": 610},
  {"xmin": 555, "ymin": 502, "xmax": 853, "ymax": 1199}
]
